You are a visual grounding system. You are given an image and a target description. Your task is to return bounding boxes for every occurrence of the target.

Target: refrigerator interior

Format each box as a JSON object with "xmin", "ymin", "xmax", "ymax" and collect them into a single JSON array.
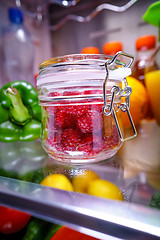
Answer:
[{"xmin": 0, "ymin": 0, "xmax": 160, "ymax": 239}]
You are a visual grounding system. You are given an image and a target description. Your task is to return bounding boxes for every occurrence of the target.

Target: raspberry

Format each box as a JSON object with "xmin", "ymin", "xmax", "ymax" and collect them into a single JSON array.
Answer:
[
  {"xmin": 54, "ymin": 110, "xmax": 65, "ymax": 129},
  {"xmin": 78, "ymin": 133, "xmax": 103, "ymax": 154},
  {"xmin": 47, "ymin": 131, "xmax": 62, "ymax": 151},
  {"xmin": 47, "ymin": 115, "xmax": 56, "ymax": 135},
  {"xmin": 91, "ymin": 103, "xmax": 103, "ymax": 113},
  {"xmin": 64, "ymin": 114, "xmax": 77, "ymax": 129},
  {"xmin": 83, "ymin": 89, "xmax": 103, "ymax": 95},
  {"xmin": 78, "ymin": 134, "xmax": 93, "ymax": 153},
  {"xmin": 63, "ymin": 103, "xmax": 90, "ymax": 117},
  {"xmin": 110, "ymin": 125, "xmax": 120, "ymax": 146},
  {"xmin": 54, "ymin": 108, "xmax": 77, "ymax": 129},
  {"xmin": 92, "ymin": 135, "xmax": 103, "ymax": 153},
  {"xmin": 48, "ymin": 92, "xmax": 61, "ymax": 97},
  {"xmin": 63, "ymin": 91, "xmax": 81, "ymax": 96},
  {"xmin": 62, "ymin": 128, "xmax": 81, "ymax": 151},
  {"xmin": 78, "ymin": 110, "xmax": 102, "ymax": 133}
]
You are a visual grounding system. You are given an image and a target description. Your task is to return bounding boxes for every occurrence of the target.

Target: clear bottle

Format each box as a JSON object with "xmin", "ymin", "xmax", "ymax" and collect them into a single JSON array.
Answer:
[
  {"xmin": 2, "ymin": 7, "xmax": 34, "ymax": 86},
  {"xmin": 145, "ymin": 44, "xmax": 160, "ymax": 126},
  {"xmin": 132, "ymin": 35, "xmax": 158, "ymax": 119},
  {"xmin": 132, "ymin": 35, "xmax": 157, "ymax": 86}
]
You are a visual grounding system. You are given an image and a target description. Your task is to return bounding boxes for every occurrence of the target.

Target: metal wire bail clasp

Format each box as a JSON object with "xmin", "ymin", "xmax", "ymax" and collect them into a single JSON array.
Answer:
[{"xmin": 103, "ymin": 51, "xmax": 137, "ymax": 142}]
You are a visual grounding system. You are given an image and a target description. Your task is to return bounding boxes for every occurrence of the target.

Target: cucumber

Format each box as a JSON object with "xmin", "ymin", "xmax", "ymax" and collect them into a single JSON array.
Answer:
[
  {"xmin": 21, "ymin": 218, "xmax": 52, "ymax": 240},
  {"xmin": 0, "ymin": 168, "xmax": 18, "ymax": 179},
  {"xmin": 19, "ymin": 168, "xmax": 44, "ymax": 184},
  {"xmin": 44, "ymin": 224, "xmax": 62, "ymax": 240}
]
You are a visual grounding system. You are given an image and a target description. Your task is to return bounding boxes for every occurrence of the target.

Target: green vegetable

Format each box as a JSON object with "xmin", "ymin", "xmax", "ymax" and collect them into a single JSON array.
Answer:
[
  {"xmin": 0, "ymin": 168, "xmax": 18, "ymax": 179},
  {"xmin": 22, "ymin": 218, "xmax": 52, "ymax": 240},
  {"xmin": 149, "ymin": 192, "xmax": 160, "ymax": 210},
  {"xmin": 0, "ymin": 81, "xmax": 41, "ymax": 142},
  {"xmin": 20, "ymin": 168, "xmax": 44, "ymax": 184},
  {"xmin": 0, "ymin": 141, "xmax": 47, "ymax": 179},
  {"xmin": 44, "ymin": 224, "xmax": 62, "ymax": 240}
]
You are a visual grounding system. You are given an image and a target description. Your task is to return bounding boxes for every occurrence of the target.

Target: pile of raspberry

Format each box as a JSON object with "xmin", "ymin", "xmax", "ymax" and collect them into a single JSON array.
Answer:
[{"xmin": 46, "ymin": 90, "xmax": 120, "ymax": 157}]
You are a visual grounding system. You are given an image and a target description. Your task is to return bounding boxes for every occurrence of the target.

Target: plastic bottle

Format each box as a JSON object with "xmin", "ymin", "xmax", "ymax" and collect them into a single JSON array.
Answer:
[
  {"xmin": 2, "ymin": 7, "xmax": 34, "ymax": 86},
  {"xmin": 145, "ymin": 44, "xmax": 160, "ymax": 126},
  {"xmin": 132, "ymin": 35, "xmax": 157, "ymax": 86},
  {"xmin": 103, "ymin": 41, "xmax": 123, "ymax": 56}
]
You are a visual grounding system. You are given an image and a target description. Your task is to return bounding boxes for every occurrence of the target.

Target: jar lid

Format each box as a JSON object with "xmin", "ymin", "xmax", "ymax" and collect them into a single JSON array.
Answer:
[
  {"xmin": 37, "ymin": 54, "xmax": 131, "ymax": 87},
  {"xmin": 136, "ymin": 35, "xmax": 156, "ymax": 51}
]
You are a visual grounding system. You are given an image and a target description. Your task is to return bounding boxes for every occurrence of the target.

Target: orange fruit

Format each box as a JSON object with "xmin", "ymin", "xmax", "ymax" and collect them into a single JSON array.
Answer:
[
  {"xmin": 121, "ymin": 76, "xmax": 149, "ymax": 127},
  {"xmin": 81, "ymin": 47, "xmax": 100, "ymax": 54}
]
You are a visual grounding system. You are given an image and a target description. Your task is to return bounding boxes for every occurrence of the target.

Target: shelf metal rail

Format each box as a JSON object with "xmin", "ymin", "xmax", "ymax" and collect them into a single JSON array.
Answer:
[{"xmin": 0, "ymin": 176, "xmax": 160, "ymax": 240}]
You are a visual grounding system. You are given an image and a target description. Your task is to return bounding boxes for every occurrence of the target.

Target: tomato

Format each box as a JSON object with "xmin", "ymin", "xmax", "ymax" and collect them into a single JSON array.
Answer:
[
  {"xmin": 50, "ymin": 226, "xmax": 99, "ymax": 240},
  {"xmin": 0, "ymin": 206, "xmax": 31, "ymax": 234}
]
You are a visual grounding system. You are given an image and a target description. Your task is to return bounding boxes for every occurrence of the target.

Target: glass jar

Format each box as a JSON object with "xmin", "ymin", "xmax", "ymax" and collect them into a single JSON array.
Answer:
[{"xmin": 37, "ymin": 53, "xmax": 136, "ymax": 164}]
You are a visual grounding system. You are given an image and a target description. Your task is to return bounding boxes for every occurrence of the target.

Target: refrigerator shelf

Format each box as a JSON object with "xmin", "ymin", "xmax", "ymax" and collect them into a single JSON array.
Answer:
[{"xmin": 0, "ymin": 119, "xmax": 160, "ymax": 239}]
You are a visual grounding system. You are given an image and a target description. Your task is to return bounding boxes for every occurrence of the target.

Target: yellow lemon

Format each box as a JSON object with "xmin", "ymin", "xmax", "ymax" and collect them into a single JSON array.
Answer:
[
  {"xmin": 87, "ymin": 179, "xmax": 124, "ymax": 201},
  {"xmin": 72, "ymin": 170, "xmax": 100, "ymax": 193},
  {"xmin": 40, "ymin": 173, "xmax": 73, "ymax": 191}
]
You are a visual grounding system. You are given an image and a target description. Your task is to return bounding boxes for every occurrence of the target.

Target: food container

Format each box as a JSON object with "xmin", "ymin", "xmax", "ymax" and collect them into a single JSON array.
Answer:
[
  {"xmin": 145, "ymin": 45, "xmax": 160, "ymax": 126},
  {"xmin": 37, "ymin": 52, "xmax": 137, "ymax": 163}
]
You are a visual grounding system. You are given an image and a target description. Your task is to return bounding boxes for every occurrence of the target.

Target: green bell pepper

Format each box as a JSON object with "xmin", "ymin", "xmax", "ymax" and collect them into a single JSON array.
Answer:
[{"xmin": 0, "ymin": 81, "xmax": 41, "ymax": 142}]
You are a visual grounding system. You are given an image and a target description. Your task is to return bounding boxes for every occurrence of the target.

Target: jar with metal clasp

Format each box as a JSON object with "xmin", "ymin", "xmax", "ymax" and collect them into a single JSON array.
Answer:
[{"xmin": 37, "ymin": 52, "xmax": 137, "ymax": 164}]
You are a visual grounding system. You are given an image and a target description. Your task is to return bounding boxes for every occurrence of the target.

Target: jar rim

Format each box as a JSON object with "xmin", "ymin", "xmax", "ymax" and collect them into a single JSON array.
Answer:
[{"xmin": 39, "ymin": 53, "xmax": 124, "ymax": 70}]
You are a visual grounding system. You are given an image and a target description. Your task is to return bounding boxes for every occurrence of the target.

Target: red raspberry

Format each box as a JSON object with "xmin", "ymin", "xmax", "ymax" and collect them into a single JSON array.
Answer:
[
  {"xmin": 63, "ymin": 103, "xmax": 90, "ymax": 117},
  {"xmin": 54, "ymin": 109, "xmax": 77, "ymax": 129},
  {"xmin": 78, "ymin": 134, "xmax": 93, "ymax": 153},
  {"xmin": 91, "ymin": 103, "xmax": 103, "ymax": 113},
  {"xmin": 63, "ymin": 91, "xmax": 81, "ymax": 96},
  {"xmin": 78, "ymin": 133, "xmax": 103, "ymax": 154},
  {"xmin": 78, "ymin": 110, "xmax": 102, "ymax": 133},
  {"xmin": 92, "ymin": 135, "xmax": 104, "ymax": 153},
  {"xmin": 47, "ymin": 131, "xmax": 62, "ymax": 151},
  {"xmin": 47, "ymin": 115, "xmax": 56, "ymax": 135},
  {"xmin": 48, "ymin": 92, "xmax": 61, "ymax": 97},
  {"xmin": 62, "ymin": 128, "xmax": 81, "ymax": 151},
  {"xmin": 54, "ymin": 110, "xmax": 65, "ymax": 129},
  {"xmin": 83, "ymin": 89, "xmax": 103, "ymax": 95},
  {"xmin": 110, "ymin": 125, "xmax": 120, "ymax": 146},
  {"xmin": 64, "ymin": 114, "xmax": 77, "ymax": 129}
]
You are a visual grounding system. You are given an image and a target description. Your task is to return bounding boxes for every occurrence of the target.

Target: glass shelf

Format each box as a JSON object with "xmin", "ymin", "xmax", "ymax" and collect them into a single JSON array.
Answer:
[{"xmin": 0, "ymin": 119, "xmax": 160, "ymax": 239}]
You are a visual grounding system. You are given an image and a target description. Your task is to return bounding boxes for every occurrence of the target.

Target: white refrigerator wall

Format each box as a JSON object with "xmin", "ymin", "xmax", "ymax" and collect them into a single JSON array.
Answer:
[{"xmin": 50, "ymin": 0, "xmax": 158, "ymax": 57}]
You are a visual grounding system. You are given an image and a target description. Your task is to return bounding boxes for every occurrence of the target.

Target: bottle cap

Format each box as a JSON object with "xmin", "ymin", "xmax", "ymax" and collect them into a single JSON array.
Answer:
[
  {"xmin": 103, "ymin": 41, "xmax": 123, "ymax": 55},
  {"xmin": 136, "ymin": 35, "xmax": 156, "ymax": 51},
  {"xmin": 81, "ymin": 47, "xmax": 100, "ymax": 54},
  {"xmin": 8, "ymin": 7, "xmax": 23, "ymax": 24}
]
